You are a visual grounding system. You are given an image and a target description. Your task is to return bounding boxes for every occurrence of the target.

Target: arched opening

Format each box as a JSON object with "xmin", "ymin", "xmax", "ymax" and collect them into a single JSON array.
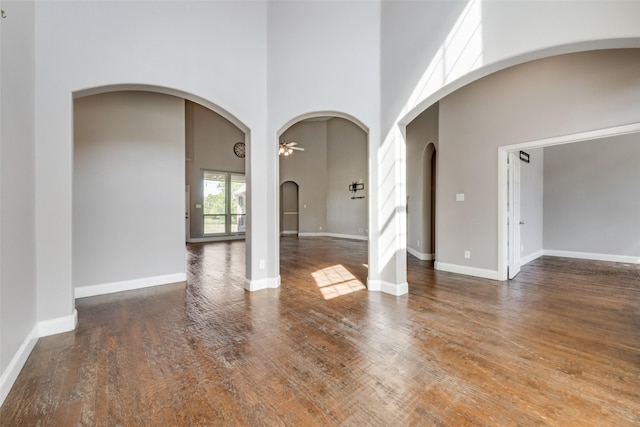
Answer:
[
  {"xmin": 405, "ymin": 103, "xmax": 438, "ymax": 265},
  {"xmin": 400, "ymin": 48, "xmax": 640, "ymax": 281},
  {"xmin": 72, "ymin": 86, "xmax": 250, "ymax": 298},
  {"xmin": 277, "ymin": 112, "xmax": 369, "ymax": 297},
  {"xmin": 280, "ymin": 181, "xmax": 299, "ymax": 236}
]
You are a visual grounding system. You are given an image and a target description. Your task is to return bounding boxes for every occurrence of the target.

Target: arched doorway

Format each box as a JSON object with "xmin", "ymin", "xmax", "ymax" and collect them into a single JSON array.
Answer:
[
  {"xmin": 280, "ymin": 181, "xmax": 299, "ymax": 236},
  {"xmin": 72, "ymin": 86, "xmax": 249, "ymax": 298},
  {"xmin": 277, "ymin": 113, "xmax": 370, "ymax": 293}
]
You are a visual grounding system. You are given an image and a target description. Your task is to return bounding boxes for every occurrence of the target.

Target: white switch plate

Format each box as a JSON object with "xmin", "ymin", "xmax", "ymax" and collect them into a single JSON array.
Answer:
[
  {"xmin": 195, "ymin": 204, "xmax": 202, "ymax": 209},
  {"xmin": 456, "ymin": 193, "xmax": 465, "ymax": 202},
  {"xmin": 259, "ymin": 260, "xmax": 265, "ymax": 269},
  {"xmin": 464, "ymin": 250, "xmax": 471, "ymax": 259}
]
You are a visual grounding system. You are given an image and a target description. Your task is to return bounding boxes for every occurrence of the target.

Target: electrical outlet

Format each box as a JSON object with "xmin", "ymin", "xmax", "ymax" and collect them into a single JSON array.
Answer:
[
  {"xmin": 417, "ymin": 240, "xmax": 420, "ymax": 247},
  {"xmin": 319, "ymin": 226, "xmax": 323, "ymax": 230},
  {"xmin": 464, "ymin": 250, "xmax": 471, "ymax": 259},
  {"xmin": 521, "ymin": 244, "xmax": 524, "ymax": 252},
  {"xmin": 259, "ymin": 260, "xmax": 265, "ymax": 269}
]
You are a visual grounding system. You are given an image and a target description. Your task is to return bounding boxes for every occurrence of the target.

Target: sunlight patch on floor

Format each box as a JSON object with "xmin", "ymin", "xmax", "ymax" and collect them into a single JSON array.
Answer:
[{"xmin": 312, "ymin": 264, "xmax": 366, "ymax": 300}]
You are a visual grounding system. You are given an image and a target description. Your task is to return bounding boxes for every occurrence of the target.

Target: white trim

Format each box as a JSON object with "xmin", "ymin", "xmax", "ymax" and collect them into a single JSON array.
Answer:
[
  {"xmin": 543, "ymin": 249, "xmax": 640, "ymax": 264},
  {"xmin": 435, "ymin": 262, "xmax": 500, "ymax": 280},
  {"xmin": 367, "ymin": 279, "xmax": 409, "ymax": 296},
  {"xmin": 244, "ymin": 276, "xmax": 281, "ymax": 291},
  {"xmin": 520, "ymin": 249, "xmax": 544, "ymax": 266},
  {"xmin": 367, "ymin": 279, "xmax": 381, "ymax": 292},
  {"xmin": 280, "ymin": 231, "xmax": 298, "ymax": 235},
  {"xmin": 187, "ymin": 235, "xmax": 245, "ymax": 243},
  {"xmin": 504, "ymin": 123, "xmax": 640, "ymax": 152},
  {"xmin": 407, "ymin": 247, "xmax": 434, "ymax": 261},
  {"xmin": 39, "ymin": 309, "xmax": 78, "ymax": 337},
  {"xmin": 74, "ymin": 273, "xmax": 187, "ymax": 299},
  {"xmin": 297, "ymin": 232, "xmax": 368, "ymax": 241},
  {"xmin": 0, "ymin": 325, "xmax": 39, "ymax": 407}
]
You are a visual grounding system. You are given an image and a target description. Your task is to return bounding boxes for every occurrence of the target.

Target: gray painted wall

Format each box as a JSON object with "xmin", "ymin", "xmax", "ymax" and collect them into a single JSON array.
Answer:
[
  {"xmin": 280, "ymin": 121, "xmax": 329, "ymax": 233},
  {"xmin": 279, "ymin": 118, "xmax": 367, "ymax": 237},
  {"xmin": 519, "ymin": 148, "xmax": 544, "ymax": 259},
  {"xmin": 544, "ymin": 134, "xmax": 640, "ymax": 257},
  {"xmin": 0, "ymin": 0, "xmax": 37, "ymax": 376},
  {"xmin": 185, "ymin": 101, "xmax": 245, "ymax": 239},
  {"xmin": 406, "ymin": 103, "xmax": 438, "ymax": 257},
  {"xmin": 73, "ymin": 91, "xmax": 185, "ymax": 289},
  {"xmin": 438, "ymin": 49, "xmax": 640, "ymax": 272},
  {"xmin": 326, "ymin": 118, "xmax": 368, "ymax": 237}
]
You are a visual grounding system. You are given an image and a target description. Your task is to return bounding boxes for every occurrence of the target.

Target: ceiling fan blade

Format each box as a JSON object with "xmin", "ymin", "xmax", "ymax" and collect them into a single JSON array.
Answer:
[
  {"xmin": 288, "ymin": 141, "xmax": 298, "ymax": 146},
  {"xmin": 291, "ymin": 146, "xmax": 305, "ymax": 151}
]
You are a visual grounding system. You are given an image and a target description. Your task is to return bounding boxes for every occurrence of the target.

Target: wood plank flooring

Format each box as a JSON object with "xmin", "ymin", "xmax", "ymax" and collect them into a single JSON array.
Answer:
[{"xmin": 1, "ymin": 237, "xmax": 639, "ymax": 426}]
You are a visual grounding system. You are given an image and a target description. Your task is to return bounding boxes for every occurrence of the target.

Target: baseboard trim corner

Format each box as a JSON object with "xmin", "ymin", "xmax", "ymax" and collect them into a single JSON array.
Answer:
[
  {"xmin": 407, "ymin": 247, "xmax": 434, "ymax": 261},
  {"xmin": 520, "ymin": 250, "xmax": 544, "ymax": 266},
  {"xmin": 244, "ymin": 276, "xmax": 281, "ymax": 291},
  {"xmin": 367, "ymin": 279, "xmax": 408, "ymax": 296},
  {"xmin": 39, "ymin": 309, "xmax": 78, "ymax": 337},
  {"xmin": 74, "ymin": 273, "xmax": 187, "ymax": 299}
]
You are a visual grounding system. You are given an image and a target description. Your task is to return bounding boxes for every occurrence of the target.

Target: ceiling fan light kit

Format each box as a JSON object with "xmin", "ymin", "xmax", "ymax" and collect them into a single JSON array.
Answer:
[{"xmin": 279, "ymin": 140, "xmax": 304, "ymax": 157}]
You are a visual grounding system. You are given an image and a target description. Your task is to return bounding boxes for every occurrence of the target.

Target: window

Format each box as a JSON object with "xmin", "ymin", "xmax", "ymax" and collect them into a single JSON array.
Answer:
[{"xmin": 203, "ymin": 171, "xmax": 246, "ymax": 235}]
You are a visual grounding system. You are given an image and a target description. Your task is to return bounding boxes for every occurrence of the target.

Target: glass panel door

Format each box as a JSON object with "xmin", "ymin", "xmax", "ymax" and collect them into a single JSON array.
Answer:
[{"xmin": 203, "ymin": 172, "xmax": 226, "ymax": 234}]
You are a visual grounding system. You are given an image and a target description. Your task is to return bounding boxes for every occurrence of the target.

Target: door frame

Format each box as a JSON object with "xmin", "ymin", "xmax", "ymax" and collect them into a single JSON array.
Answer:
[
  {"xmin": 497, "ymin": 122, "xmax": 640, "ymax": 281},
  {"xmin": 507, "ymin": 152, "xmax": 521, "ymax": 279}
]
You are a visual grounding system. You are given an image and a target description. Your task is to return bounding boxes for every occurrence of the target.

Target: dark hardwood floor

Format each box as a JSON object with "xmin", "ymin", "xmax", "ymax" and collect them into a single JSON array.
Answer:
[{"xmin": 1, "ymin": 237, "xmax": 639, "ymax": 425}]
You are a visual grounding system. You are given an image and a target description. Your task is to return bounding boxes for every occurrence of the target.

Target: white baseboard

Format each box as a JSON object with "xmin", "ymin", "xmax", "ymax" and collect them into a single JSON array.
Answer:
[
  {"xmin": 520, "ymin": 249, "xmax": 544, "ymax": 266},
  {"xmin": 244, "ymin": 276, "xmax": 281, "ymax": 291},
  {"xmin": 39, "ymin": 309, "xmax": 78, "ymax": 337},
  {"xmin": 367, "ymin": 279, "xmax": 409, "ymax": 296},
  {"xmin": 0, "ymin": 325, "xmax": 39, "ymax": 407},
  {"xmin": 407, "ymin": 247, "xmax": 434, "ymax": 261},
  {"xmin": 298, "ymin": 232, "xmax": 367, "ymax": 241},
  {"xmin": 543, "ymin": 249, "xmax": 640, "ymax": 264},
  {"xmin": 74, "ymin": 273, "xmax": 187, "ymax": 299},
  {"xmin": 281, "ymin": 231, "xmax": 298, "ymax": 235},
  {"xmin": 367, "ymin": 279, "xmax": 381, "ymax": 291},
  {"xmin": 435, "ymin": 262, "xmax": 500, "ymax": 280},
  {"xmin": 1, "ymin": 310, "xmax": 78, "ymax": 408},
  {"xmin": 188, "ymin": 235, "xmax": 245, "ymax": 243}
]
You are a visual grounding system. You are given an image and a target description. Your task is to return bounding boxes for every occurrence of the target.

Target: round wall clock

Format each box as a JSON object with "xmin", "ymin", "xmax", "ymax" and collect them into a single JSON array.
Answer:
[{"xmin": 233, "ymin": 142, "xmax": 246, "ymax": 158}]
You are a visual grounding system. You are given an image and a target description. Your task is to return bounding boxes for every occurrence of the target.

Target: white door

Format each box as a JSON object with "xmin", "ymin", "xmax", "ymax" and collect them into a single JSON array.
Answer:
[
  {"xmin": 507, "ymin": 152, "xmax": 521, "ymax": 279},
  {"xmin": 185, "ymin": 185, "xmax": 190, "ymax": 242}
]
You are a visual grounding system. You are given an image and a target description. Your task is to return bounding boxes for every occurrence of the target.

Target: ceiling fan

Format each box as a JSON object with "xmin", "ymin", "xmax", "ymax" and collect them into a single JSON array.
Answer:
[{"xmin": 279, "ymin": 140, "xmax": 305, "ymax": 156}]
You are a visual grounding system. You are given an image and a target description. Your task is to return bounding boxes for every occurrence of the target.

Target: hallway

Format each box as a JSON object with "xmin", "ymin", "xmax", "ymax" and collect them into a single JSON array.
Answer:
[{"xmin": 1, "ymin": 238, "xmax": 639, "ymax": 425}]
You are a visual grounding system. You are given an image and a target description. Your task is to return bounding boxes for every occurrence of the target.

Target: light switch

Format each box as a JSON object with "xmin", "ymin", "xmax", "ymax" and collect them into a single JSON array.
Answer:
[
  {"xmin": 196, "ymin": 204, "xmax": 202, "ymax": 209},
  {"xmin": 456, "ymin": 193, "xmax": 465, "ymax": 202}
]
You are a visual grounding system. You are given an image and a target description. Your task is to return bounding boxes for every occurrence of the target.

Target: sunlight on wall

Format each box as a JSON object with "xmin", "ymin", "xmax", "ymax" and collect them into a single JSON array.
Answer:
[
  {"xmin": 375, "ymin": 0, "xmax": 482, "ymax": 286},
  {"xmin": 378, "ymin": 125, "xmax": 408, "ymax": 269},
  {"xmin": 312, "ymin": 264, "xmax": 366, "ymax": 300},
  {"xmin": 402, "ymin": 0, "xmax": 483, "ymax": 119}
]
